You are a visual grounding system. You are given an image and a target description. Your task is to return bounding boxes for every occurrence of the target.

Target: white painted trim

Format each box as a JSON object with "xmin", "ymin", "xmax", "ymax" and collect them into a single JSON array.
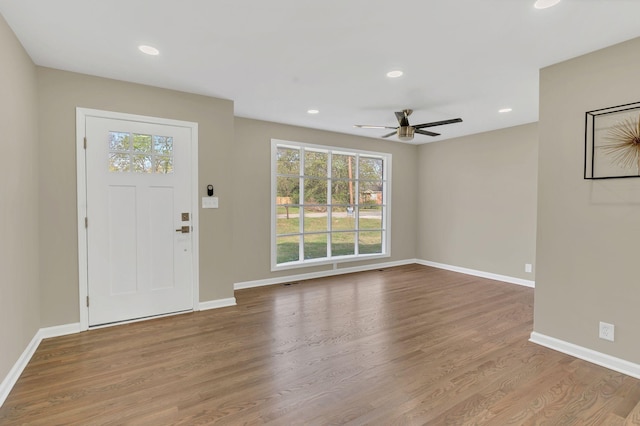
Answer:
[
  {"xmin": 0, "ymin": 323, "xmax": 81, "ymax": 407},
  {"xmin": 39, "ymin": 323, "xmax": 82, "ymax": 339},
  {"xmin": 270, "ymin": 141, "xmax": 277, "ymax": 271},
  {"xmin": 189, "ymin": 125, "xmax": 200, "ymax": 311},
  {"xmin": 417, "ymin": 259, "xmax": 535, "ymax": 288},
  {"xmin": 530, "ymin": 332, "xmax": 640, "ymax": 379},
  {"xmin": 75, "ymin": 108, "xmax": 199, "ymax": 330},
  {"xmin": 270, "ymin": 253, "xmax": 392, "ymax": 272},
  {"xmin": 0, "ymin": 333, "xmax": 40, "ymax": 407},
  {"xmin": 234, "ymin": 259, "xmax": 416, "ymax": 290},
  {"xmin": 199, "ymin": 297, "xmax": 237, "ymax": 311},
  {"xmin": 76, "ymin": 108, "xmax": 89, "ymax": 330}
]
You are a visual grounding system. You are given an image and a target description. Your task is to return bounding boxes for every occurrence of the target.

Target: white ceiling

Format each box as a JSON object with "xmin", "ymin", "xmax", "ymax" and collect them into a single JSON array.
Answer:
[{"xmin": 2, "ymin": 0, "xmax": 640, "ymax": 144}]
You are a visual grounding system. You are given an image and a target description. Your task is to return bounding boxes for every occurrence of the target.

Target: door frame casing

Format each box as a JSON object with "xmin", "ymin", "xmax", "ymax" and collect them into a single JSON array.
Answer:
[{"xmin": 76, "ymin": 108, "xmax": 200, "ymax": 331}]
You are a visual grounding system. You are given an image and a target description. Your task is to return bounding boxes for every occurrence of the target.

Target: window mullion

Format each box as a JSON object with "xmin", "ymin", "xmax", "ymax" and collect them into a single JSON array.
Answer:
[
  {"xmin": 299, "ymin": 148, "xmax": 305, "ymax": 262},
  {"xmin": 352, "ymin": 153, "xmax": 360, "ymax": 256},
  {"xmin": 327, "ymin": 151, "xmax": 332, "ymax": 259}
]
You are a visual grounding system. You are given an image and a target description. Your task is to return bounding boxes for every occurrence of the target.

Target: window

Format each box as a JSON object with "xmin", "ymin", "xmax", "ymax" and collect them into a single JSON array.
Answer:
[
  {"xmin": 272, "ymin": 139, "xmax": 391, "ymax": 269},
  {"xmin": 108, "ymin": 131, "xmax": 173, "ymax": 173}
]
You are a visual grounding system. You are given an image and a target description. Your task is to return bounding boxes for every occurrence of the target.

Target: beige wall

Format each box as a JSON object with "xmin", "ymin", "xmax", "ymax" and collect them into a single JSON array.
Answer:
[
  {"xmin": 36, "ymin": 68, "xmax": 235, "ymax": 326},
  {"xmin": 0, "ymin": 15, "xmax": 40, "ymax": 380},
  {"xmin": 232, "ymin": 118, "xmax": 418, "ymax": 283},
  {"xmin": 536, "ymin": 37, "xmax": 640, "ymax": 363},
  {"xmin": 416, "ymin": 123, "xmax": 539, "ymax": 280},
  {"xmin": 35, "ymin": 69, "xmax": 419, "ymax": 326}
]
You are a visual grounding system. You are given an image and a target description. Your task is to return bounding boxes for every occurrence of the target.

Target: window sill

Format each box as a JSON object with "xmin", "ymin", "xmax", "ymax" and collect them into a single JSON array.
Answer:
[{"xmin": 271, "ymin": 252, "xmax": 390, "ymax": 272}]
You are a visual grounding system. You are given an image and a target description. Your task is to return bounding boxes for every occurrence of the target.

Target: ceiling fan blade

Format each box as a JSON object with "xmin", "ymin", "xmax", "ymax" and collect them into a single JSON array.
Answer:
[
  {"xmin": 354, "ymin": 125, "xmax": 397, "ymax": 129},
  {"xmin": 381, "ymin": 130, "xmax": 397, "ymax": 138},
  {"xmin": 413, "ymin": 118, "xmax": 463, "ymax": 129},
  {"xmin": 415, "ymin": 129, "xmax": 440, "ymax": 137}
]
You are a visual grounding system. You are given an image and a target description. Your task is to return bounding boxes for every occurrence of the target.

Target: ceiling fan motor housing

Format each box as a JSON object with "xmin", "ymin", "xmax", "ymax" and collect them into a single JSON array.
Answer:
[{"xmin": 398, "ymin": 126, "xmax": 415, "ymax": 141}]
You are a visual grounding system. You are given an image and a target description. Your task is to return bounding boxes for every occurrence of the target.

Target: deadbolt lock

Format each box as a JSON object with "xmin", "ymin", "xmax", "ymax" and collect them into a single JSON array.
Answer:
[{"xmin": 181, "ymin": 212, "xmax": 190, "ymax": 221}]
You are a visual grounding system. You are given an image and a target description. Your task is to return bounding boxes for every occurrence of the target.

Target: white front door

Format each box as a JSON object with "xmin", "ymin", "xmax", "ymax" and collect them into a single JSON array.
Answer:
[{"xmin": 83, "ymin": 114, "xmax": 196, "ymax": 326}]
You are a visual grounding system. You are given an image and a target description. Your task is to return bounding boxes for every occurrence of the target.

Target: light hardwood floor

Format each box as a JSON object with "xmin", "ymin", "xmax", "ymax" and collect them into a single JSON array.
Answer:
[{"xmin": 1, "ymin": 264, "xmax": 639, "ymax": 425}]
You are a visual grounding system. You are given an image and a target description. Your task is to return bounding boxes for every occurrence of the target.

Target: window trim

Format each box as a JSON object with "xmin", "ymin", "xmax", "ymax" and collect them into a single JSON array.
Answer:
[{"xmin": 271, "ymin": 139, "xmax": 392, "ymax": 271}]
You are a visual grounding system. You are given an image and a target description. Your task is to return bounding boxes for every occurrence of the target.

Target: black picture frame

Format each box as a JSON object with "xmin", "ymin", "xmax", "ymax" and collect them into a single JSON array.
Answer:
[{"xmin": 584, "ymin": 101, "xmax": 640, "ymax": 179}]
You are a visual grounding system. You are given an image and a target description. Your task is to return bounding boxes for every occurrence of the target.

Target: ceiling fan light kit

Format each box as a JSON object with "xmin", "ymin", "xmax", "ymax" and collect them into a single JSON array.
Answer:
[
  {"xmin": 397, "ymin": 126, "xmax": 415, "ymax": 141},
  {"xmin": 355, "ymin": 109, "xmax": 463, "ymax": 142}
]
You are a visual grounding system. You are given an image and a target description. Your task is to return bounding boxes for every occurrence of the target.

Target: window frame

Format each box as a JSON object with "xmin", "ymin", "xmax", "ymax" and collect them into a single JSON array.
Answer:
[{"xmin": 271, "ymin": 139, "xmax": 392, "ymax": 271}]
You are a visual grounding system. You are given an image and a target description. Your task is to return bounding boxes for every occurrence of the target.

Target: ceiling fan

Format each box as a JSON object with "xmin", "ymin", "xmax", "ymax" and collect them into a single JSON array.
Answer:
[{"xmin": 355, "ymin": 109, "xmax": 463, "ymax": 141}]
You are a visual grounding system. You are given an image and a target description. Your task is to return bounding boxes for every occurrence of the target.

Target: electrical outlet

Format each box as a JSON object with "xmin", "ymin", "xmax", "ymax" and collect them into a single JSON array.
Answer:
[
  {"xmin": 525, "ymin": 263, "xmax": 533, "ymax": 273},
  {"xmin": 599, "ymin": 321, "xmax": 615, "ymax": 342}
]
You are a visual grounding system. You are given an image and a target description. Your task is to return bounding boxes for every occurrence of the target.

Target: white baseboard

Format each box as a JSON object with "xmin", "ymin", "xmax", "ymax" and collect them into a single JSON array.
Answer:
[
  {"xmin": 39, "ymin": 322, "xmax": 82, "ymax": 339},
  {"xmin": 199, "ymin": 297, "xmax": 237, "ymax": 311},
  {"xmin": 530, "ymin": 332, "xmax": 640, "ymax": 379},
  {"xmin": 234, "ymin": 259, "xmax": 417, "ymax": 290},
  {"xmin": 0, "ymin": 322, "xmax": 81, "ymax": 407},
  {"xmin": 416, "ymin": 259, "xmax": 535, "ymax": 288},
  {"xmin": 0, "ymin": 333, "xmax": 40, "ymax": 407}
]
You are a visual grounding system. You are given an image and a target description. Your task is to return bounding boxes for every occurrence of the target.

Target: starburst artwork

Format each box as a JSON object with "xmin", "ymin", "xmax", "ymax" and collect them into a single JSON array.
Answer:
[
  {"xmin": 584, "ymin": 102, "xmax": 640, "ymax": 179},
  {"xmin": 600, "ymin": 114, "xmax": 640, "ymax": 173}
]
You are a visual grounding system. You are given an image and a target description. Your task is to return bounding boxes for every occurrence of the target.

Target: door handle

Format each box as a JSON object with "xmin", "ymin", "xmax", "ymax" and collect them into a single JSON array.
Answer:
[{"xmin": 176, "ymin": 226, "xmax": 190, "ymax": 234}]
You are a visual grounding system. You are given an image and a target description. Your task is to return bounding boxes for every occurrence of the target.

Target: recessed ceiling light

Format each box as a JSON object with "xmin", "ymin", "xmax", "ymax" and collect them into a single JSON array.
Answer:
[
  {"xmin": 534, "ymin": 0, "xmax": 561, "ymax": 9},
  {"xmin": 499, "ymin": 108, "xmax": 513, "ymax": 113},
  {"xmin": 138, "ymin": 45, "xmax": 160, "ymax": 56},
  {"xmin": 386, "ymin": 70, "xmax": 403, "ymax": 78},
  {"xmin": 307, "ymin": 109, "xmax": 319, "ymax": 114}
]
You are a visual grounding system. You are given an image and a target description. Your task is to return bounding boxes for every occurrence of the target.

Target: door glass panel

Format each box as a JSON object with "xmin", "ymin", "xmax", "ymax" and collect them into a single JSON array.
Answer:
[
  {"xmin": 154, "ymin": 156, "xmax": 173, "ymax": 173},
  {"xmin": 132, "ymin": 155, "xmax": 153, "ymax": 173},
  {"xmin": 133, "ymin": 134, "xmax": 152, "ymax": 152},
  {"xmin": 109, "ymin": 153, "xmax": 130, "ymax": 172},
  {"xmin": 153, "ymin": 135, "xmax": 173, "ymax": 154},
  {"xmin": 109, "ymin": 132, "xmax": 130, "ymax": 150}
]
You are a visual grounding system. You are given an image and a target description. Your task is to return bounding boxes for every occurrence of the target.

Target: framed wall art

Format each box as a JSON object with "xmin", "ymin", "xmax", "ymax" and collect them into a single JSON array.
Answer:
[{"xmin": 584, "ymin": 101, "xmax": 640, "ymax": 179}]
